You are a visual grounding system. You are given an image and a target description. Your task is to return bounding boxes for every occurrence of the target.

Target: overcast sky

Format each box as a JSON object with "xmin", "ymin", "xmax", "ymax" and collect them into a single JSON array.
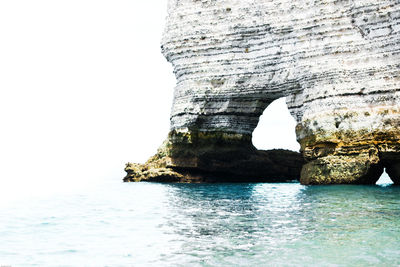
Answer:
[{"xmin": 0, "ymin": 1, "xmax": 299, "ymax": 201}]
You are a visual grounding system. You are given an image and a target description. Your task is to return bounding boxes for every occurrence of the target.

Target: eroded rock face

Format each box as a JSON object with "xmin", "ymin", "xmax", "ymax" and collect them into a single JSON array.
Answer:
[
  {"xmin": 126, "ymin": 0, "xmax": 400, "ymax": 184},
  {"xmin": 124, "ymin": 148, "xmax": 304, "ymax": 183}
]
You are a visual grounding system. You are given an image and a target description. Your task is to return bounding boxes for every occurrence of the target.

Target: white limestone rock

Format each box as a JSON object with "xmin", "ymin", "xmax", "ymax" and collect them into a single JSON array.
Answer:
[{"xmin": 137, "ymin": 0, "xmax": 400, "ymax": 184}]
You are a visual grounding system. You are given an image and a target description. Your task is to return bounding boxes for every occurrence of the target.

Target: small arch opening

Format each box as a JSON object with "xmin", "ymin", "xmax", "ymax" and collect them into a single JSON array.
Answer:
[
  {"xmin": 376, "ymin": 168, "xmax": 393, "ymax": 186},
  {"xmin": 252, "ymin": 97, "xmax": 300, "ymax": 152}
]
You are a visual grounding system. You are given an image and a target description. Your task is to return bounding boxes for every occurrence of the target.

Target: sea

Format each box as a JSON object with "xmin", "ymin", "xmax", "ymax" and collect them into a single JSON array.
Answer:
[{"xmin": 1, "ymin": 175, "xmax": 400, "ymax": 266}]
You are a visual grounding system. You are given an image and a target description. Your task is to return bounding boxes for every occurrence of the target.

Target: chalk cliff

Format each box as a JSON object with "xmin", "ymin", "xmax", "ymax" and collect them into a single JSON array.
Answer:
[{"xmin": 125, "ymin": 0, "xmax": 400, "ymax": 184}]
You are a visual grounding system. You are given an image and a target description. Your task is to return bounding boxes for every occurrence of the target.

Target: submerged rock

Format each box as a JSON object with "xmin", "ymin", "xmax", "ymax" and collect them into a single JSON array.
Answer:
[{"xmin": 126, "ymin": 0, "xmax": 400, "ymax": 184}]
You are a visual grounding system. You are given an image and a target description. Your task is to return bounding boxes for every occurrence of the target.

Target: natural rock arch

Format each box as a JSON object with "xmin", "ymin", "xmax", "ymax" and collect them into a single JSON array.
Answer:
[{"xmin": 125, "ymin": 0, "xmax": 400, "ymax": 184}]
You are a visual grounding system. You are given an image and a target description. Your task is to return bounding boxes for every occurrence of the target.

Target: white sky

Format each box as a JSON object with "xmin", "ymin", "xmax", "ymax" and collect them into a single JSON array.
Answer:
[{"xmin": 0, "ymin": 1, "xmax": 299, "ymax": 201}]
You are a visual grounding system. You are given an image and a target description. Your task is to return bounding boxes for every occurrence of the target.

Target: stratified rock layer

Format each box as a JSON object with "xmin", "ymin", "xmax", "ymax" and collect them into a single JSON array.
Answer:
[{"xmin": 126, "ymin": 0, "xmax": 400, "ymax": 184}]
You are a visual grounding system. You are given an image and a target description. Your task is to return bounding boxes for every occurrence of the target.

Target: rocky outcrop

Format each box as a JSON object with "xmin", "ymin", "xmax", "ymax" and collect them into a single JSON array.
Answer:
[
  {"xmin": 124, "ymin": 144, "xmax": 304, "ymax": 183},
  {"xmin": 126, "ymin": 0, "xmax": 400, "ymax": 184}
]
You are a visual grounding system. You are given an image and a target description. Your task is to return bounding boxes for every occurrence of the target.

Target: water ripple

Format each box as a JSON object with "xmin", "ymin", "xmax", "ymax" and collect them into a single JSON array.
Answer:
[{"xmin": 1, "ymin": 181, "xmax": 400, "ymax": 266}]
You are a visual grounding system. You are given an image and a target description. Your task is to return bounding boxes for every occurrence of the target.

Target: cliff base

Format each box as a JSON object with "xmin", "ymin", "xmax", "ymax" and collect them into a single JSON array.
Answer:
[{"xmin": 124, "ymin": 148, "xmax": 304, "ymax": 183}]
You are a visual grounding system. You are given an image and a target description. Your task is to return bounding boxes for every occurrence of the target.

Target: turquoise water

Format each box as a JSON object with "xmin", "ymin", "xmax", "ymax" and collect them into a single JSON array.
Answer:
[{"xmin": 1, "ymin": 179, "xmax": 400, "ymax": 266}]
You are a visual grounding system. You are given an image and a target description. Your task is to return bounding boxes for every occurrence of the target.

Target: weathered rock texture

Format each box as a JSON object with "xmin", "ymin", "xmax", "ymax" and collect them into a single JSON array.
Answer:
[
  {"xmin": 126, "ymin": 0, "xmax": 400, "ymax": 184},
  {"xmin": 124, "ymin": 148, "xmax": 304, "ymax": 183}
]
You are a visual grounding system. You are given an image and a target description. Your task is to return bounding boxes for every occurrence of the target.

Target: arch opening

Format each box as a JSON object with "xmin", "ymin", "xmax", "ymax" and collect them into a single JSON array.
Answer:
[
  {"xmin": 376, "ymin": 168, "xmax": 394, "ymax": 185},
  {"xmin": 252, "ymin": 97, "xmax": 300, "ymax": 152}
]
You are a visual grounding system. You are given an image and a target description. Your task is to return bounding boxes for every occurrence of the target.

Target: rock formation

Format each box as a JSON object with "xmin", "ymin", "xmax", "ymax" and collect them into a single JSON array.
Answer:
[
  {"xmin": 124, "ymin": 148, "xmax": 304, "ymax": 183},
  {"xmin": 125, "ymin": 0, "xmax": 400, "ymax": 184}
]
